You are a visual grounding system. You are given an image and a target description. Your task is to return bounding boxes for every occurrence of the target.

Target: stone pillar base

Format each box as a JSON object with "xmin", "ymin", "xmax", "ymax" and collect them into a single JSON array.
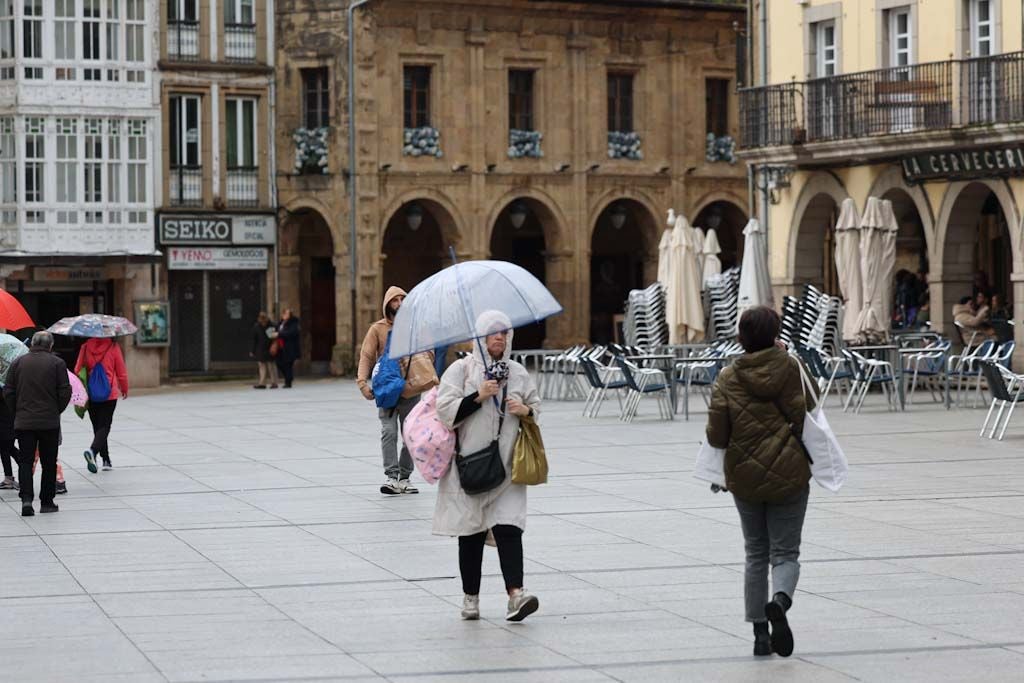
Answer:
[{"xmin": 331, "ymin": 343, "xmax": 355, "ymax": 376}]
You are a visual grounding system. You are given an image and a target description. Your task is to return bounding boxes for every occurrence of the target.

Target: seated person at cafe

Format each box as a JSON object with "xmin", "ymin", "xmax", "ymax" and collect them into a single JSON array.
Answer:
[
  {"xmin": 952, "ymin": 295, "xmax": 997, "ymax": 340},
  {"xmin": 989, "ymin": 293, "xmax": 1011, "ymax": 321}
]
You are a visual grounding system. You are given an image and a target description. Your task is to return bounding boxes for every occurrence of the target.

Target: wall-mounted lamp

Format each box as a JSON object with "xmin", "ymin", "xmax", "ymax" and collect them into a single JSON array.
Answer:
[
  {"xmin": 587, "ymin": 164, "xmax": 601, "ymax": 173},
  {"xmin": 406, "ymin": 202, "xmax": 424, "ymax": 231},
  {"xmin": 379, "ymin": 163, "xmax": 392, "ymax": 173},
  {"xmin": 554, "ymin": 163, "xmax": 570, "ymax": 173},
  {"xmin": 757, "ymin": 165, "xmax": 796, "ymax": 205},
  {"xmin": 486, "ymin": 163, "xmax": 497, "ymax": 173},
  {"xmin": 451, "ymin": 163, "xmax": 469, "ymax": 172},
  {"xmin": 509, "ymin": 201, "xmax": 528, "ymax": 230},
  {"xmin": 657, "ymin": 166, "xmax": 670, "ymax": 175}
]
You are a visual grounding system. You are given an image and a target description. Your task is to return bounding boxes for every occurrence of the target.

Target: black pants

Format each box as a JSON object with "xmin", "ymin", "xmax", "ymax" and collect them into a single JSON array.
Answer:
[
  {"xmin": 458, "ymin": 525, "xmax": 524, "ymax": 595},
  {"xmin": 277, "ymin": 359, "xmax": 295, "ymax": 387},
  {"xmin": 16, "ymin": 429, "xmax": 59, "ymax": 504},
  {"xmin": 88, "ymin": 400, "xmax": 117, "ymax": 458},
  {"xmin": 0, "ymin": 439, "xmax": 18, "ymax": 477}
]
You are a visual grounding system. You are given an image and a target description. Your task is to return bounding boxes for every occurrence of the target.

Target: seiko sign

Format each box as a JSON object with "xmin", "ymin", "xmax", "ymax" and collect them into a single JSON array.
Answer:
[{"xmin": 159, "ymin": 216, "xmax": 233, "ymax": 244}]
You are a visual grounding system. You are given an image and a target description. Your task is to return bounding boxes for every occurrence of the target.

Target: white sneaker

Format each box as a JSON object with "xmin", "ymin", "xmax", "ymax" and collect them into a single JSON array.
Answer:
[
  {"xmin": 461, "ymin": 594, "xmax": 480, "ymax": 620},
  {"xmin": 505, "ymin": 588, "xmax": 539, "ymax": 622},
  {"xmin": 380, "ymin": 478, "xmax": 402, "ymax": 495},
  {"xmin": 398, "ymin": 479, "xmax": 419, "ymax": 494}
]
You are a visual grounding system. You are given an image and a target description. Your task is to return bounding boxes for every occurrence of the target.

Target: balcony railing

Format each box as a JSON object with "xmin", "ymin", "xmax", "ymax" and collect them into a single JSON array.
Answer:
[
  {"xmin": 224, "ymin": 23, "xmax": 256, "ymax": 63},
  {"xmin": 739, "ymin": 83, "xmax": 801, "ymax": 149},
  {"xmin": 962, "ymin": 52, "xmax": 1024, "ymax": 125},
  {"xmin": 740, "ymin": 52, "xmax": 1024, "ymax": 149},
  {"xmin": 167, "ymin": 20, "xmax": 200, "ymax": 60},
  {"xmin": 226, "ymin": 167, "xmax": 259, "ymax": 207},
  {"xmin": 169, "ymin": 166, "xmax": 203, "ymax": 206}
]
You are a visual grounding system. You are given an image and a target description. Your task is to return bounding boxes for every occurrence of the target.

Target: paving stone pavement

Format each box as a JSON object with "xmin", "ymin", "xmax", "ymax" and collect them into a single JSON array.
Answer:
[{"xmin": 2, "ymin": 378, "xmax": 1023, "ymax": 682}]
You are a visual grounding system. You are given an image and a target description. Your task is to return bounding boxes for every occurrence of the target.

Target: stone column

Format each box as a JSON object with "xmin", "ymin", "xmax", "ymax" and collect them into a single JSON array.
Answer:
[
  {"xmin": 1013, "ymin": 272, "xmax": 1024, "ymax": 368},
  {"xmin": 567, "ymin": 28, "xmax": 588, "ymax": 346},
  {"xmin": 332, "ymin": 250, "xmax": 354, "ymax": 374},
  {"xmin": 544, "ymin": 250, "xmax": 577, "ymax": 347}
]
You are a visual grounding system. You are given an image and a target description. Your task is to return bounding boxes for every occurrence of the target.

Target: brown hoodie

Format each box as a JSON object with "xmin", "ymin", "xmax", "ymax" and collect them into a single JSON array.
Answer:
[{"xmin": 356, "ymin": 286, "xmax": 439, "ymax": 400}]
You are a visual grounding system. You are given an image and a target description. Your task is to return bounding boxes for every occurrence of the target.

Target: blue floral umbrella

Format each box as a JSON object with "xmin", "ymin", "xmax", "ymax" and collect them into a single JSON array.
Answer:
[
  {"xmin": 48, "ymin": 314, "xmax": 138, "ymax": 338},
  {"xmin": 0, "ymin": 333, "xmax": 28, "ymax": 386}
]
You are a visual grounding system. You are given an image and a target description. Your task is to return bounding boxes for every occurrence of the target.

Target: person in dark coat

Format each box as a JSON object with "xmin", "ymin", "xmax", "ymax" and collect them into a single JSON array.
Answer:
[
  {"xmin": 2, "ymin": 331, "xmax": 72, "ymax": 516},
  {"xmin": 706, "ymin": 307, "xmax": 816, "ymax": 659},
  {"xmin": 275, "ymin": 309, "xmax": 301, "ymax": 388},
  {"xmin": 0, "ymin": 398, "xmax": 18, "ymax": 490},
  {"xmin": 250, "ymin": 312, "xmax": 278, "ymax": 389}
]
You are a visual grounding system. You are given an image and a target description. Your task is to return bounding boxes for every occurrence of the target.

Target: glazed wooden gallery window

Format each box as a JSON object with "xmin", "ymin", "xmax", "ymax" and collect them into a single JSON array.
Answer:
[
  {"xmin": 607, "ymin": 72, "xmax": 634, "ymax": 132},
  {"xmin": 403, "ymin": 65, "xmax": 431, "ymax": 129},
  {"xmin": 508, "ymin": 69, "xmax": 534, "ymax": 131}
]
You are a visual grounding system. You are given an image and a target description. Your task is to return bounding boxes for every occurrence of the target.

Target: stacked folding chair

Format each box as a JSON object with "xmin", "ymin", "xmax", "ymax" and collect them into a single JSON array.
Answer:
[
  {"xmin": 623, "ymin": 283, "xmax": 667, "ymax": 348},
  {"xmin": 705, "ymin": 268, "xmax": 740, "ymax": 340}
]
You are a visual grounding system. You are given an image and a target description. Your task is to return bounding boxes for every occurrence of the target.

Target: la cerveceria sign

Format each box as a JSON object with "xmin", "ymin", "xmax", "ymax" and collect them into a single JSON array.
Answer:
[{"xmin": 901, "ymin": 145, "xmax": 1024, "ymax": 183}]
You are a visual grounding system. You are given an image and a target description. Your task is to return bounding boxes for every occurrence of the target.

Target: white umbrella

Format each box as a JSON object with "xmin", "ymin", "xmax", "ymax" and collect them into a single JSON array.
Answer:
[
  {"xmin": 692, "ymin": 227, "xmax": 706, "ymax": 287},
  {"xmin": 737, "ymin": 218, "xmax": 773, "ymax": 324},
  {"xmin": 667, "ymin": 215, "xmax": 705, "ymax": 344},
  {"xmin": 702, "ymin": 228, "xmax": 723, "ymax": 287},
  {"xmin": 834, "ymin": 197, "xmax": 862, "ymax": 341},
  {"xmin": 879, "ymin": 199, "xmax": 899, "ymax": 329},
  {"xmin": 657, "ymin": 227, "xmax": 672, "ymax": 287},
  {"xmin": 853, "ymin": 197, "xmax": 894, "ymax": 339}
]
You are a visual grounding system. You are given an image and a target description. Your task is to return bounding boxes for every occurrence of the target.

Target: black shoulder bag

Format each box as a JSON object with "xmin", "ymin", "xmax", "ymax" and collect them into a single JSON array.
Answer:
[{"xmin": 455, "ymin": 386, "xmax": 507, "ymax": 495}]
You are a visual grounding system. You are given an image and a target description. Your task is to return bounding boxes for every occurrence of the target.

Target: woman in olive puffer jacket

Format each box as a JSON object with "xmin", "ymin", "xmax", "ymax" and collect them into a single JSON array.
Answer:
[{"xmin": 706, "ymin": 306, "xmax": 816, "ymax": 659}]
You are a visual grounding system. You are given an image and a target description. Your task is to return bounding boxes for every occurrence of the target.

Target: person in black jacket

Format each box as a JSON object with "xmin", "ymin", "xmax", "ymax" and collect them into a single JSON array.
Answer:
[
  {"xmin": 2, "ymin": 331, "xmax": 72, "ymax": 516},
  {"xmin": 275, "ymin": 308, "xmax": 301, "ymax": 388},
  {"xmin": 249, "ymin": 312, "xmax": 278, "ymax": 389}
]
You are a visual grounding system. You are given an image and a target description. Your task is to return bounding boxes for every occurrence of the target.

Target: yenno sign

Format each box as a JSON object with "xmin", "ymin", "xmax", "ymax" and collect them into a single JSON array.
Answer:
[
  {"xmin": 901, "ymin": 145, "xmax": 1024, "ymax": 183},
  {"xmin": 167, "ymin": 247, "xmax": 269, "ymax": 270}
]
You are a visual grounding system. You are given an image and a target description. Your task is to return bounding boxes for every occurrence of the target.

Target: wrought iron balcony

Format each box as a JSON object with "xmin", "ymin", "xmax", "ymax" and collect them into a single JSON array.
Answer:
[
  {"xmin": 224, "ymin": 23, "xmax": 257, "ymax": 63},
  {"xmin": 739, "ymin": 53, "xmax": 1024, "ymax": 150},
  {"xmin": 226, "ymin": 167, "xmax": 259, "ymax": 208},
  {"xmin": 167, "ymin": 20, "xmax": 200, "ymax": 61},
  {"xmin": 169, "ymin": 166, "xmax": 203, "ymax": 207}
]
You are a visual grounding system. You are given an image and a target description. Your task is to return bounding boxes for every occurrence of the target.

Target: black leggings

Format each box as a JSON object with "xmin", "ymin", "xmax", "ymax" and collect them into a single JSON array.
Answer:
[
  {"xmin": 88, "ymin": 400, "xmax": 117, "ymax": 458},
  {"xmin": 458, "ymin": 524, "xmax": 524, "ymax": 595},
  {"xmin": 0, "ymin": 439, "xmax": 17, "ymax": 477}
]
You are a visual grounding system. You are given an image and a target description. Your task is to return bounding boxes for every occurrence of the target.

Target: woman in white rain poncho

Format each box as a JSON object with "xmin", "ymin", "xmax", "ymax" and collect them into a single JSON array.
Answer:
[{"xmin": 434, "ymin": 310, "xmax": 542, "ymax": 623}]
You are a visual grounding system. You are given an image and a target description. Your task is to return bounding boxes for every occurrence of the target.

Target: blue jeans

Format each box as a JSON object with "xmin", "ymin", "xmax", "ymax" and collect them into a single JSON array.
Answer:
[{"xmin": 733, "ymin": 486, "xmax": 809, "ymax": 622}]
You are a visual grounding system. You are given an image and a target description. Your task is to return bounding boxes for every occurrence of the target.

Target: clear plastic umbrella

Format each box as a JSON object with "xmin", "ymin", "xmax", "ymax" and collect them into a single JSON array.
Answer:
[
  {"xmin": 388, "ymin": 259, "xmax": 563, "ymax": 359},
  {"xmin": 0, "ymin": 333, "xmax": 27, "ymax": 386}
]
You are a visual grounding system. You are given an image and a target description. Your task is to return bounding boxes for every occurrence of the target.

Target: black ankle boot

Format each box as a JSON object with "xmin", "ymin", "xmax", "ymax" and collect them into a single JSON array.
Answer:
[
  {"xmin": 753, "ymin": 621, "xmax": 772, "ymax": 656},
  {"xmin": 765, "ymin": 592, "xmax": 794, "ymax": 657}
]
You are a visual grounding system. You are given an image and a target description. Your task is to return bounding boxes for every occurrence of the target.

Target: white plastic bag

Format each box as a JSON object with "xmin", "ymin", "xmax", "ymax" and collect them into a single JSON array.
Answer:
[
  {"xmin": 694, "ymin": 440, "xmax": 726, "ymax": 488},
  {"xmin": 797, "ymin": 360, "xmax": 849, "ymax": 493}
]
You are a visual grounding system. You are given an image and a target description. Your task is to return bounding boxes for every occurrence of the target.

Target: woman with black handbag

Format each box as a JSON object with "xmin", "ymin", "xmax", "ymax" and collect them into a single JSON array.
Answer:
[{"xmin": 434, "ymin": 310, "xmax": 541, "ymax": 622}]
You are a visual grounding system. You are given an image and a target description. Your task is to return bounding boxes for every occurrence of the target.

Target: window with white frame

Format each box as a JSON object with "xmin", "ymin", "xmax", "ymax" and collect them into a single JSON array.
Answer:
[
  {"xmin": 0, "ymin": 1, "xmax": 14, "ymax": 80},
  {"xmin": 0, "ymin": 117, "xmax": 14, "ymax": 213},
  {"xmin": 226, "ymin": 98, "xmax": 256, "ymax": 169},
  {"xmin": 85, "ymin": 119, "xmax": 103, "ymax": 203},
  {"xmin": 970, "ymin": 0, "xmax": 993, "ymax": 57},
  {"xmin": 225, "ymin": 0, "xmax": 254, "ymax": 25},
  {"xmin": 127, "ymin": 119, "xmax": 146, "ymax": 204},
  {"xmin": 169, "ymin": 96, "xmax": 201, "ymax": 205},
  {"xmin": 126, "ymin": 0, "xmax": 145, "ymax": 81},
  {"xmin": 105, "ymin": 0, "xmax": 120, "ymax": 78},
  {"xmin": 56, "ymin": 118, "xmax": 78, "ymax": 204},
  {"xmin": 815, "ymin": 21, "xmax": 837, "ymax": 77},
  {"xmin": 84, "ymin": 0, "xmax": 102, "ymax": 81},
  {"xmin": 889, "ymin": 8, "xmax": 912, "ymax": 67},
  {"xmin": 24, "ymin": 118, "xmax": 44, "ymax": 203},
  {"xmin": 55, "ymin": 0, "xmax": 77, "ymax": 81},
  {"xmin": 107, "ymin": 119, "xmax": 121, "ymax": 222},
  {"xmin": 23, "ymin": 0, "xmax": 43, "ymax": 79},
  {"xmin": 168, "ymin": 0, "xmax": 199, "ymax": 60},
  {"xmin": 226, "ymin": 98, "xmax": 257, "ymax": 206}
]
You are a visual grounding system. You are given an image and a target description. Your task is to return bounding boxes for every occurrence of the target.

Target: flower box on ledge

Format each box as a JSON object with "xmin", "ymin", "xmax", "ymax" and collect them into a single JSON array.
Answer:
[
  {"xmin": 508, "ymin": 129, "xmax": 543, "ymax": 159},
  {"xmin": 293, "ymin": 127, "xmax": 329, "ymax": 174},
  {"xmin": 608, "ymin": 131, "xmax": 642, "ymax": 160},
  {"xmin": 403, "ymin": 127, "xmax": 442, "ymax": 157},
  {"xmin": 705, "ymin": 133, "xmax": 737, "ymax": 164}
]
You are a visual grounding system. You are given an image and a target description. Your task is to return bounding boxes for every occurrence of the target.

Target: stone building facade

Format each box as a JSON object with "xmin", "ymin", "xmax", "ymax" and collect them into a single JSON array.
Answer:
[{"xmin": 276, "ymin": 0, "xmax": 748, "ymax": 372}]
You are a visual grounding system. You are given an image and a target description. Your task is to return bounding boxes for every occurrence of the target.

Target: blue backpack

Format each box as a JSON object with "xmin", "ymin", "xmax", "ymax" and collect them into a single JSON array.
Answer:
[
  {"xmin": 87, "ymin": 360, "xmax": 112, "ymax": 402},
  {"xmin": 371, "ymin": 332, "xmax": 406, "ymax": 410}
]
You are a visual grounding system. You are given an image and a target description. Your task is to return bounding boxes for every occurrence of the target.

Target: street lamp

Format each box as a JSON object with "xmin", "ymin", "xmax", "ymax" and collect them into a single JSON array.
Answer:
[
  {"xmin": 509, "ymin": 201, "xmax": 528, "ymax": 230},
  {"xmin": 406, "ymin": 202, "xmax": 424, "ymax": 231},
  {"xmin": 609, "ymin": 203, "xmax": 627, "ymax": 230}
]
